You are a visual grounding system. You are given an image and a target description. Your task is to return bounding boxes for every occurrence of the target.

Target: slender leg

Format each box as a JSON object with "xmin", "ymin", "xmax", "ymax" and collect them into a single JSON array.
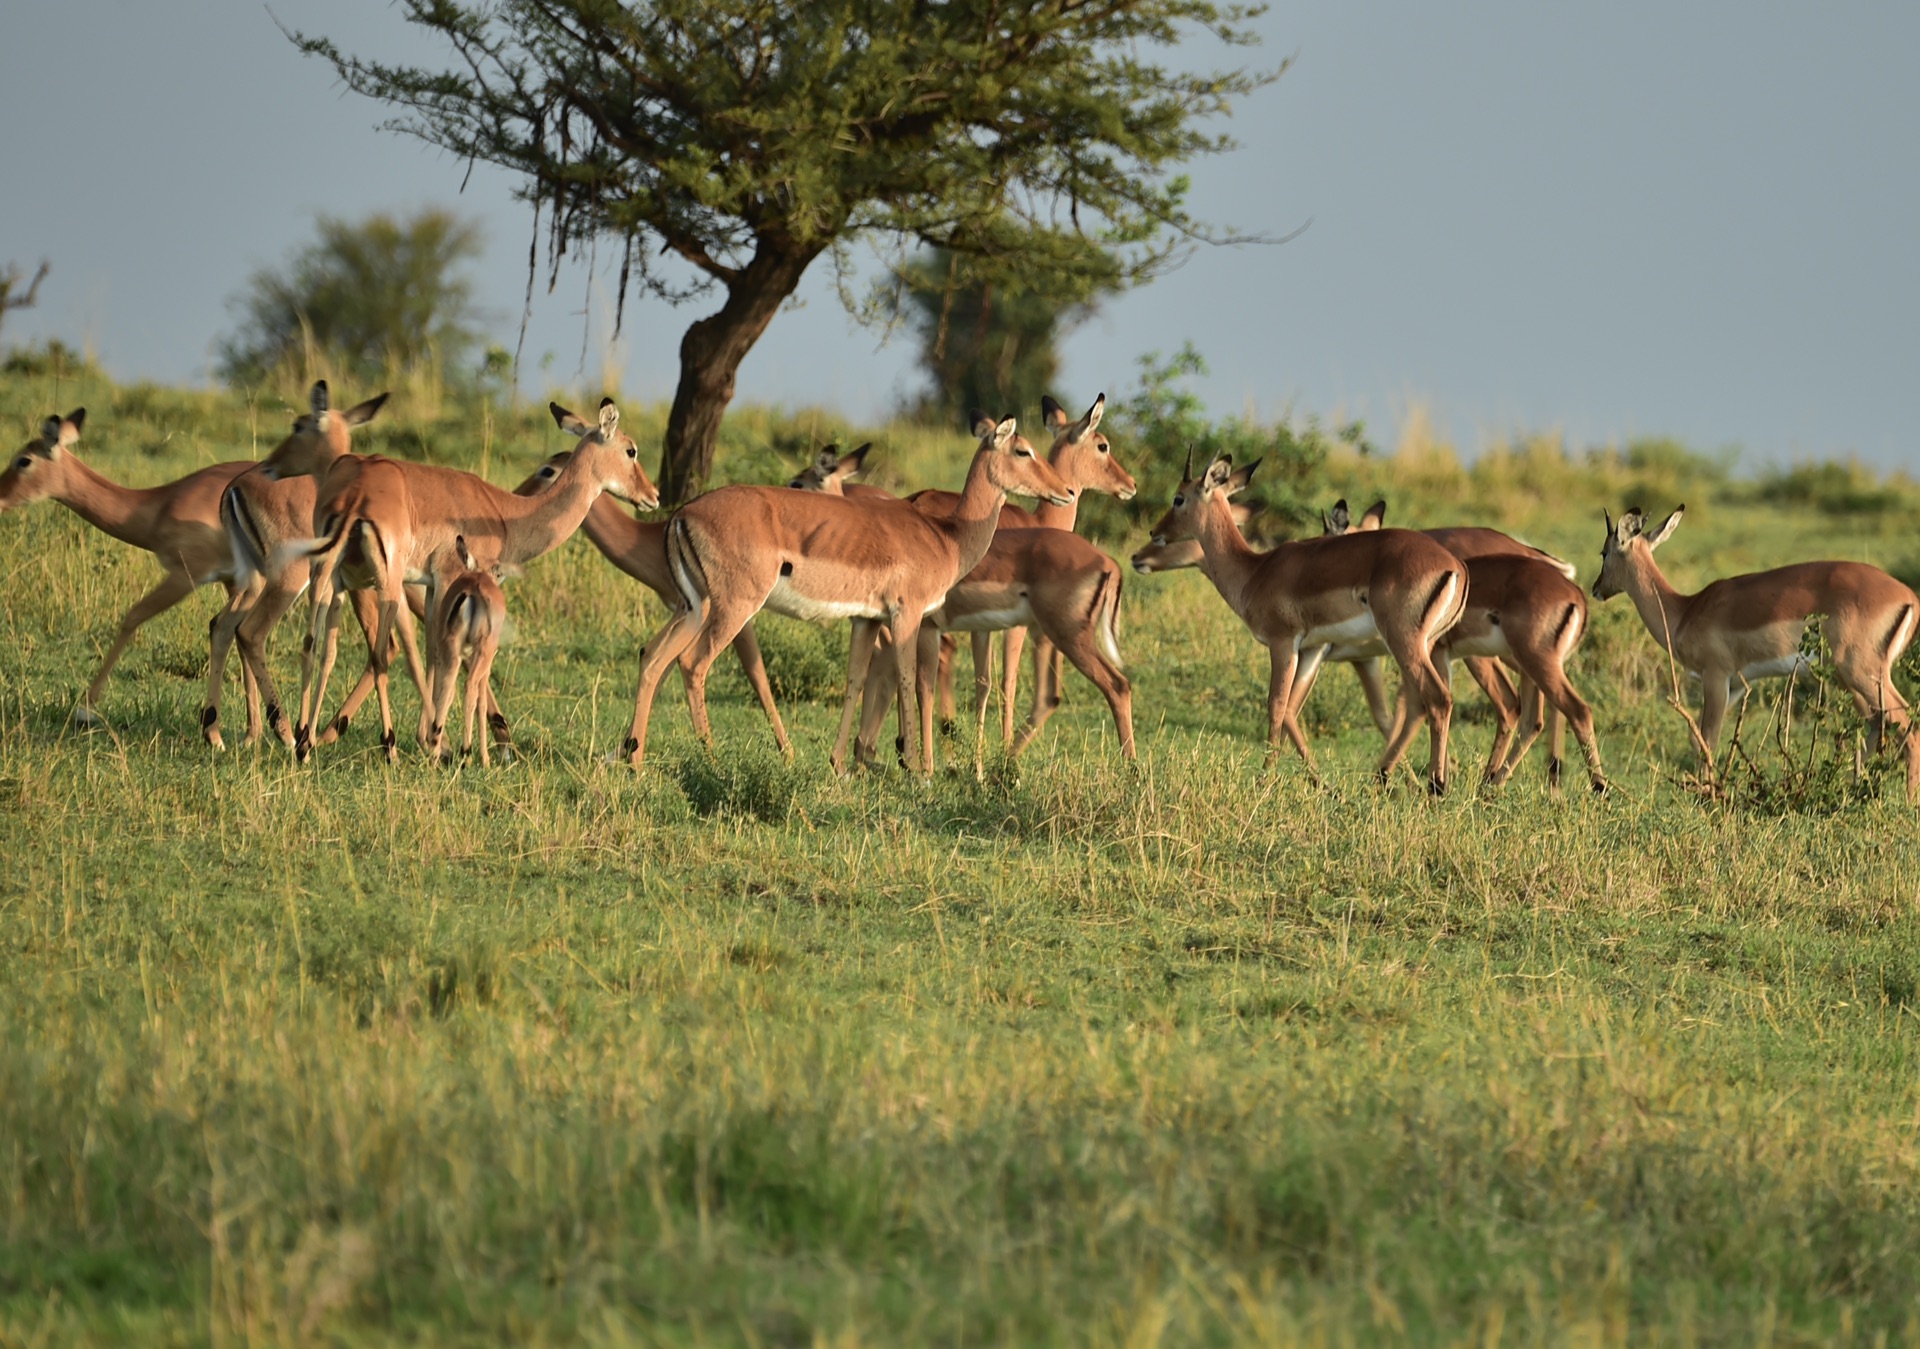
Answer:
[
  {"xmin": 1462, "ymin": 654, "xmax": 1520, "ymax": 786},
  {"xmin": 916, "ymin": 625, "xmax": 943, "ymax": 773},
  {"xmin": 937, "ymin": 632, "xmax": 959, "ymax": 728},
  {"xmin": 1352, "ymin": 656, "xmax": 1395, "ymax": 739},
  {"xmin": 76, "ymin": 569, "xmax": 199, "ymax": 725},
  {"xmin": 315, "ymin": 589, "xmax": 390, "ymax": 746},
  {"xmin": 890, "ymin": 613, "xmax": 927, "ymax": 773},
  {"xmin": 1013, "ymin": 622, "xmax": 1133, "ymax": 759},
  {"xmin": 623, "ymin": 599, "xmax": 711, "ymax": 768},
  {"xmin": 999, "ymin": 626, "xmax": 1028, "ymax": 745},
  {"xmin": 833, "ymin": 619, "xmax": 886, "ymax": 772},
  {"xmin": 467, "ymin": 649, "xmax": 496, "ymax": 768},
  {"xmin": 729, "ymin": 623, "xmax": 791, "ymax": 754},
  {"xmin": 970, "ymin": 632, "xmax": 994, "ymax": 736},
  {"xmin": 203, "ymin": 581, "xmax": 258, "ymax": 750}
]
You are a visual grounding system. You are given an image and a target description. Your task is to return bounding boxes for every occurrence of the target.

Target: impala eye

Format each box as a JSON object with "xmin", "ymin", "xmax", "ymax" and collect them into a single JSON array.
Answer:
[
  {"xmin": 539, "ymin": 467, "xmax": 557, "ymax": 480},
  {"xmin": 626, "ymin": 446, "xmax": 637, "ymax": 459},
  {"xmin": 14, "ymin": 456, "xmax": 29, "ymax": 470},
  {"xmin": 1173, "ymin": 495, "xmax": 1185, "ymax": 507}
]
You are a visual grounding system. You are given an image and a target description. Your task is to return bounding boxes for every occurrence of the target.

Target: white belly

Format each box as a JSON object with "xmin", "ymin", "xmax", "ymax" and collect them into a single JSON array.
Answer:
[
  {"xmin": 764, "ymin": 576, "xmax": 879, "ymax": 624},
  {"xmin": 1741, "ymin": 653, "xmax": 1811, "ymax": 681},
  {"xmin": 944, "ymin": 601, "xmax": 1034, "ymax": 633},
  {"xmin": 1449, "ymin": 628, "xmax": 1513, "ymax": 660},
  {"xmin": 1299, "ymin": 613, "xmax": 1378, "ymax": 649}
]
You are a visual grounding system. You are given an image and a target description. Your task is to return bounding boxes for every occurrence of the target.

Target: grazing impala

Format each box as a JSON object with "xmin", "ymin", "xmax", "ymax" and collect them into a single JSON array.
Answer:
[
  {"xmin": 424, "ymin": 536, "xmax": 509, "ymax": 767},
  {"xmin": 1144, "ymin": 456, "xmax": 1467, "ymax": 791},
  {"xmin": 0, "ymin": 408, "xmax": 292, "ymax": 738},
  {"xmin": 513, "ymin": 452, "xmax": 789, "ymax": 752},
  {"xmin": 617, "ymin": 414, "xmax": 1074, "ymax": 773},
  {"xmin": 1595, "ymin": 505, "xmax": 1918, "ymax": 797},
  {"xmin": 265, "ymin": 392, "xmax": 659, "ymax": 761}
]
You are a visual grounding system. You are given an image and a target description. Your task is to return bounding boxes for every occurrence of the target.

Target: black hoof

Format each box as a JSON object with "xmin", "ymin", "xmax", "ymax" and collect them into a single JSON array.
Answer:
[
  {"xmin": 622, "ymin": 736, "xmax": 639, "ymax": 757},
  {"xmin": 1428, "ymin": 777, "xmax": 1447, "ymax": 798},
  {"xmin": 334, "ymin": 714, "xmax": 351, "ymax": 736},
  {"xmin": 200, "ymin": 706, "xmax": 218, "ymax": 729}
]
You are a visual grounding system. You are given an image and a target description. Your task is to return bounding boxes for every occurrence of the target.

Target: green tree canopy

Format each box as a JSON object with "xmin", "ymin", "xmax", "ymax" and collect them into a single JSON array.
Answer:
[
  {"xmin": 903, "ymin": 246, "xmax": 1112, "ymax": 422},
  {"xmin": 292, "ymin": 0, "xmax": 1277, "ymax": 501},
  {"xmin": 217, "ymin": 209, "xmax": 486, "ymax": 388}
]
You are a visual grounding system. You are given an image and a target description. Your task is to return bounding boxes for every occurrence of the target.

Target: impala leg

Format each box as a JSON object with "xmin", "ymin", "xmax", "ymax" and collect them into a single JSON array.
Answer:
[
  {"xmin": 234, "ymin": 580, "xmax": 303, "ymax": 748},
  {"xmin": 970, "ymin": 632, "xmax": 994, "ymax": 735},
  {"xmin": 1464, "ymin": 656, "xmax": 1521, "ymax": 787},
  {"xmin": 834, "ymin": 619, "xmax": 886, "ymax": 772},
  {"xmin": 915, "ymin": 625, "xmax": 943, "ymax": 773},
  {"xmin": 368, "ymin": 595, "xmax": 404, "ymax": 763},
  {"xmin": 467, "ymin": 649, "xmax": 497, "ymax": 769},
  {"xmin": 1380, "ymin": 639, "xmax": 1453, "ymax": 794},
  {"xmin": 203, "ymin": 582, "xmax": 256, "ymax": 750},
  {"xmin": 481, "ymin": 682, "xmax": 513, "ymax": 762},
  {"xmin": 937, "ymin": 632, "xmax": 958, "ymax": 730},
  {"xmin": 1000, "ymin": 627, "xmax": 1028, "ymax": 745},
  {"xmin": 293, "ymin": 566, "xmax": 343, "ymax": 761},
  {"xmin": 1696, "ymin": 674, "xmax": 1732, "ymax": 779},
  {"xmin": 1352, "ymin": 656, "xmax": 1395, "ymax": 740},
  {"xmin": 316, "ymin": 589, "xmax": 387, "ymax": 746},
  {"xmin": 729, "ymin": 623, "xmax": 790, "ymax": 755},
  {"xmin": 1263, "ymin": 644, "xmax": 1318, "ymax": 778},
  {"xmin": 1529, "ymin": 664, "xmax": 1604, "ymax": 793},
  {"xmin": 75, "ymin": 568, "xmax": 198, "ymax": 726},
  {"xmin": 425, "ymin": 622, "xmax": 461, "ymax": 765},
  {"xmin": 889, "ymin": 612, "xmax": 928, "ymax": 774},
  {"xmin": 623, "ymin": 599, "xmax": 710, "ymax": 768},
  {"xmin": 1015, "ymin": 619, "xmax": 1133, "ymax": 760}
]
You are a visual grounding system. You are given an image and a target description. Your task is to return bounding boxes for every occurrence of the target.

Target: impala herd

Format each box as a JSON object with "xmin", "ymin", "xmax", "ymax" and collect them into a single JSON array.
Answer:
[{"xmin": 4, "ymin": 380, "xmax": 1918, "ymax": 801}]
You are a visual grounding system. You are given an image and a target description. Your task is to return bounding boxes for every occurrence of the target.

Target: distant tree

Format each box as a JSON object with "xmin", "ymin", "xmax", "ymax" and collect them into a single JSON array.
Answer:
[
  {"xmin": 217, "ymin": 209, "xmax": 485, "ymax": 386},
  {"xmin": 0, "ymin": 260, "xmax": 49, "ymax": 344},
  {"xmin": 904, "ymin": 246, "xmax": 1113, "ymax": 422},
  {"xmin": 291, "ymin": 0, "xmax": 1278, "ymax": 502}
]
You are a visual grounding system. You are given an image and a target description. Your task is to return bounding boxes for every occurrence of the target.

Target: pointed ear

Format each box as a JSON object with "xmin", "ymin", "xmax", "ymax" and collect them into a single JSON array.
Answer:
[
  {"xmin": 1228, "ymin": 458, "xmax": 1261, "ymax": 492},
  {"xmin": 1617, "ymin": 508, "xmax": 1647, "ymax": 543},
  {"xmin": 550, "ymin": 402, "xmax": 591, "ymax": 436},
  {"xmin": 454, "ymin": 534, "xmax": 475, "ymax": 572},
  {"xmin": 968, "ymin": 409, "xmax": 996, "ymax": 439},
  {"xmin": 812, "ymin": 446, "xmax": 840, "ymax": 474},
  {"xmin": 992, "ymin": 416, "xmax": 1017, "ymax": 449},
  {"xmin": 1646, "ymin": 505, "xmax": 1685, "ymax": 549},
  {"xmin": 1084, "ymin": 393, "xmax": 1104, "ymax": 434},
  {"xmin": 844, "ymin": 443, "xmax": 872, "ymax": 473},
  {"xmin": 1201, "ymin": 456, "xmax": 1236, "ymax": 492},
  {"xmin": 1040, "ymin": 395, "xmax": 1069, "ymax": 431},
  {"xmin": 597, "ymin": 401, "xmax": 621, "ymax": 439},
  {"xmin": 1327, "ymin": 499, "xmax": 1351, "ymax": 533},
  {"xmin": 65, "ymin": 408, "xmax": 85, "ymax": 437},
  {"xmin": 343, "ymin": 393, "xmax": 388, "ymax": 427},
  {"xmin": 38, "ymin": 415, "xmax": 64, "ymax": 454},
  {"xmin": 1361, "ymin": 500, "xmax": 1386, "ymax": 530}
]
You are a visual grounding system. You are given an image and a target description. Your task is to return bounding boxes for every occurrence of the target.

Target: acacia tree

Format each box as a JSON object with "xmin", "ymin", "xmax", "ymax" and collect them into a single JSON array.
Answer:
[{"xmin": 293, "ymin": 0, "xmax": 1275, "ymax": 501}]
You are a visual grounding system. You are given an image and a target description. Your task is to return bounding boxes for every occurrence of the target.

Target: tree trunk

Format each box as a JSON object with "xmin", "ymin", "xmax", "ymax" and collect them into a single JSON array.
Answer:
[{"xmin": 659, "ymin": 240, "xmax": 823, "ymax": 505}]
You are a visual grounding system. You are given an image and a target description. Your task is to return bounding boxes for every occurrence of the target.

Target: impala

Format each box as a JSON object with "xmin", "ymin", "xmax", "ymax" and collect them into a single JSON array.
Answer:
[
  {"xmin": 1144, "ymin": 456, "xmax": 1467, "ymax": 791},
  {"xmin": 617, "ymin": 413, "xmax": 1074, "ymax": 773},
  {"xmin": 265, "ymin": 392, "xmax": 659, "ymax": 761},
  {"xmin": 513, "ymin": 452, "xmax": 789, "ymax": 751},
  {"xmin": 787, "ymin": 443, "xmax": 892, "ymax": 501},
  {"xmin": 1594, "ymin": 505, "xmax": 1918, "ymax": 796},
  {"xmin": 424, "ymin": 536, "xmax": 509, "ymax": 767},
  {"xmin": 0, "ymin": 408, "xmax": 296, "ymax": 739},
  {"xmin": 889, "ymin": 394, "xmax": 1134, "ymax": 746},
  {"xmin": 205, "ymin": 388, "xmax": 394, "ymax": 750}
]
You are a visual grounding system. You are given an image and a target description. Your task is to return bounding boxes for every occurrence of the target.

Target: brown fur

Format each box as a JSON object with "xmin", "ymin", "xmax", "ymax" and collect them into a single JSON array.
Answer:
[{"xmin": 425, "ymin": 537, "xmax": 509, "ymax": 766}]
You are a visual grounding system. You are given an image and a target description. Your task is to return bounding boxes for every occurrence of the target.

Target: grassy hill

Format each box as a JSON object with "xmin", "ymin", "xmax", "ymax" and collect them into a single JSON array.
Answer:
[{"xmin": 5, "ymin": 352, "xmax": 1920, "ymax": 1345}]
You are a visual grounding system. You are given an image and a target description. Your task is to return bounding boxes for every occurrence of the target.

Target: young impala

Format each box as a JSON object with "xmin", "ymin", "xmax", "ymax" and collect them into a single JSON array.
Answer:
[
  {"xmin": 424, "ymin": 536, "xmax": 509, "ymax": 767},
  {"xmin": 1594, "ymin": 505, "xmax": 1918, "ymax": 797},
  {"xmin": 1143, "ymin": 456, "xmax": 1467, "ymax": 791},
  {"xmin": 617, "ymin": 414, "xmax": 1074, "ymax": 773}
]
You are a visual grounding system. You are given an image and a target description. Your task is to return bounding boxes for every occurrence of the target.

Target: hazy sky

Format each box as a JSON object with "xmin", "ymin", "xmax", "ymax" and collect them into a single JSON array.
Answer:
[{"xmin": 5, "ymin": 2, "xmax": 1918, "ymax": 469}]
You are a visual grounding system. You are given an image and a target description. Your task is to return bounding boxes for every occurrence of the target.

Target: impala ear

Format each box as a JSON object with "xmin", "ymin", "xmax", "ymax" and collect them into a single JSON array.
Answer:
[
  {"xmin": 38, "ymin": 415, "xmax": 64, "ymax": 455},
  {"xmin": 1084, "ymin": 393, "xmax": 1104, "ymax": 434},
  {"xmin": 454, "ymin": 534, "xmax": 477, "ymax": 573},
  {"xmin": 1040, "ymin": 395, "xmax": 1070, "ymax": 430},
  {"xmin": 1361, "ymin": 500, "xmax": 1387, "ymax": 530},
  {"xmin": 843, "ymin": 442, "xmax": 872, "ymax": 473},
  {"xmin": 343, "ymin": 392, "xmax": 388, "ymax": 427},
  {"xmin": 992, "ymin": 416, "xmax": 1018, "ymax": 448},
  {"xmin": 1646, "ymin": 505, "xmax": 1685, "ymax": 549},
  {"xmin": 1327, "ymin": 499, "xmax": 1351, "ymax": 533},
  {"xmin": 550, "ymin": 401, "xmax": 592, "ymax": 436},
  {"xmin": 1617, "ymin": 507, "xmax": 1646, "ymax": 543},
  {"xmin": 1201, "ymin": 456, "xmax": 1236, "ymax": 492},
  {"xmin": 1229, "ymin": 459, "xmax": 1261, "ymax": 492},
  {"xmin": 968, "ymin": 408, "xmax": 997, "ymax": 439},
  {"xmin": 597, "ymin": 401, "xmax": 621, "ymax": 439},
  {"xmin": 812, "ymin": 446, "xmax": 840, "ymax": 474},
  {"xmin": 310, "ymin": 380, "xmax": 331, "ymax": 429}
]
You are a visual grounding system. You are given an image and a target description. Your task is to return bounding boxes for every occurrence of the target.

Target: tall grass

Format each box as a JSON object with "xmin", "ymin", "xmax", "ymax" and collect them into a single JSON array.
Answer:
[{"xmin": 6, "ymin": 362, "xmax": 1920, "ymax": 1343}]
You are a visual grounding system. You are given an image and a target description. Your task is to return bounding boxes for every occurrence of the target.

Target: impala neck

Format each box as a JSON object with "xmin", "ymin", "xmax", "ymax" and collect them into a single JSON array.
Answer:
[
  {"xmin": 488, "ymin": 449, "xmax": 614, "ymax": 565},
  {"xmin": 1192, "ymin": 493, "xmax": 1262, "ymax": 610},
  {"xmin": 579, "ymin": 495, "xmax": 647, "ymax": 560},
  {"xmin": 945, "ymin": 448, "xmax": 1013, "ymax": 577},
  {"xmin": 53, "ymin": 456, "xmax": 165, "ymax": 550},
  {"xmin": 1031, "ymin": 441, "xmax": 1082, "ymax": 530},
  {"xmin": 1620, "ymin": 545, "xmax": 1691, "ymax": 656}
]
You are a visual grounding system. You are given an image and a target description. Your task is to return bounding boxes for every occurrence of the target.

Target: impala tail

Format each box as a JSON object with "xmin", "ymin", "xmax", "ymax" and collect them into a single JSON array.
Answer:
[
  {"xmin": 266, "ymin": 512, "xmax": 352, "ymax": 576},
  {"xmin": 1092, "ymin": 565, "xmax": 1125, "ymax": 670}
]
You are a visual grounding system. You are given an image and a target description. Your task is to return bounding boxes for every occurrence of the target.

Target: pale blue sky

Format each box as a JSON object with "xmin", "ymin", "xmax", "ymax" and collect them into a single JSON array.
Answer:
[{"xmin": 4, "ymin": 2, "xmax": 1917, "ymax": 469}]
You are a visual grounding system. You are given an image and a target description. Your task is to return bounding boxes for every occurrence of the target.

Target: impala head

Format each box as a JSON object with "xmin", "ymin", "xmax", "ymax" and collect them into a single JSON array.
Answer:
[
  {"xmin": 0, "ymin": 409, "xmax": 85, "ymax": 510},
  {"xmin": 1131, "ymin": 499, "xmax": 1263, "ymax": 574},
  {"xmin": 1041, "ymin": 393, "xmax": 1134, "ymax": 500},
  {"xmin": 512, "ymin": 451, "xmax": 573, "ymax": 497},
  {"xmin": 258, "ymin": 380, "xmax": 388, "ymax": 481},
  {"xmin": 967, "ymin": 410, "xmax": 1075, "ymax": 507},
  {"xmin": 787, "ymin": 443, "xmax": 872, "ymax": 493},
  {"xmin": 1142, "ymin": 453, "xmax": 1261, "ymax": 554},
  {"xmin": 549, "ymin": 397, "xmax": 662, "ymax": 511},
  {"xmin": 1321, "ymin": 498, "xmax": 1386, "ymax": 535},
  {"xmin": 1593, "ymin": 504, "xmax": 1684, "ymax": 600}
]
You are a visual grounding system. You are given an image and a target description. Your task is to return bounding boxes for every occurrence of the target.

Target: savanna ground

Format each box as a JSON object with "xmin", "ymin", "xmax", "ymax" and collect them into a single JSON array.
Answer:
[{"xmin": 7, "ymin": 351, "xmax": 1920, "ymax": 1346}]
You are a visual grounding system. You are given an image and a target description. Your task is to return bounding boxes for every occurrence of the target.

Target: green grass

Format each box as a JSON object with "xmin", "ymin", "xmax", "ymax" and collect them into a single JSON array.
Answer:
[{"xmin": 7, "ymin": 361, "xmax": 1920, "ymax": 1344}]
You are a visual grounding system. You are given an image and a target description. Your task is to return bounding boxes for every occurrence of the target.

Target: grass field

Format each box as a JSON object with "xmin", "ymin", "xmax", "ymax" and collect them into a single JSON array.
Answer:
[{"xmin": 7, "ymin": 358, "xmax": 1920, "ymax": 1345}]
